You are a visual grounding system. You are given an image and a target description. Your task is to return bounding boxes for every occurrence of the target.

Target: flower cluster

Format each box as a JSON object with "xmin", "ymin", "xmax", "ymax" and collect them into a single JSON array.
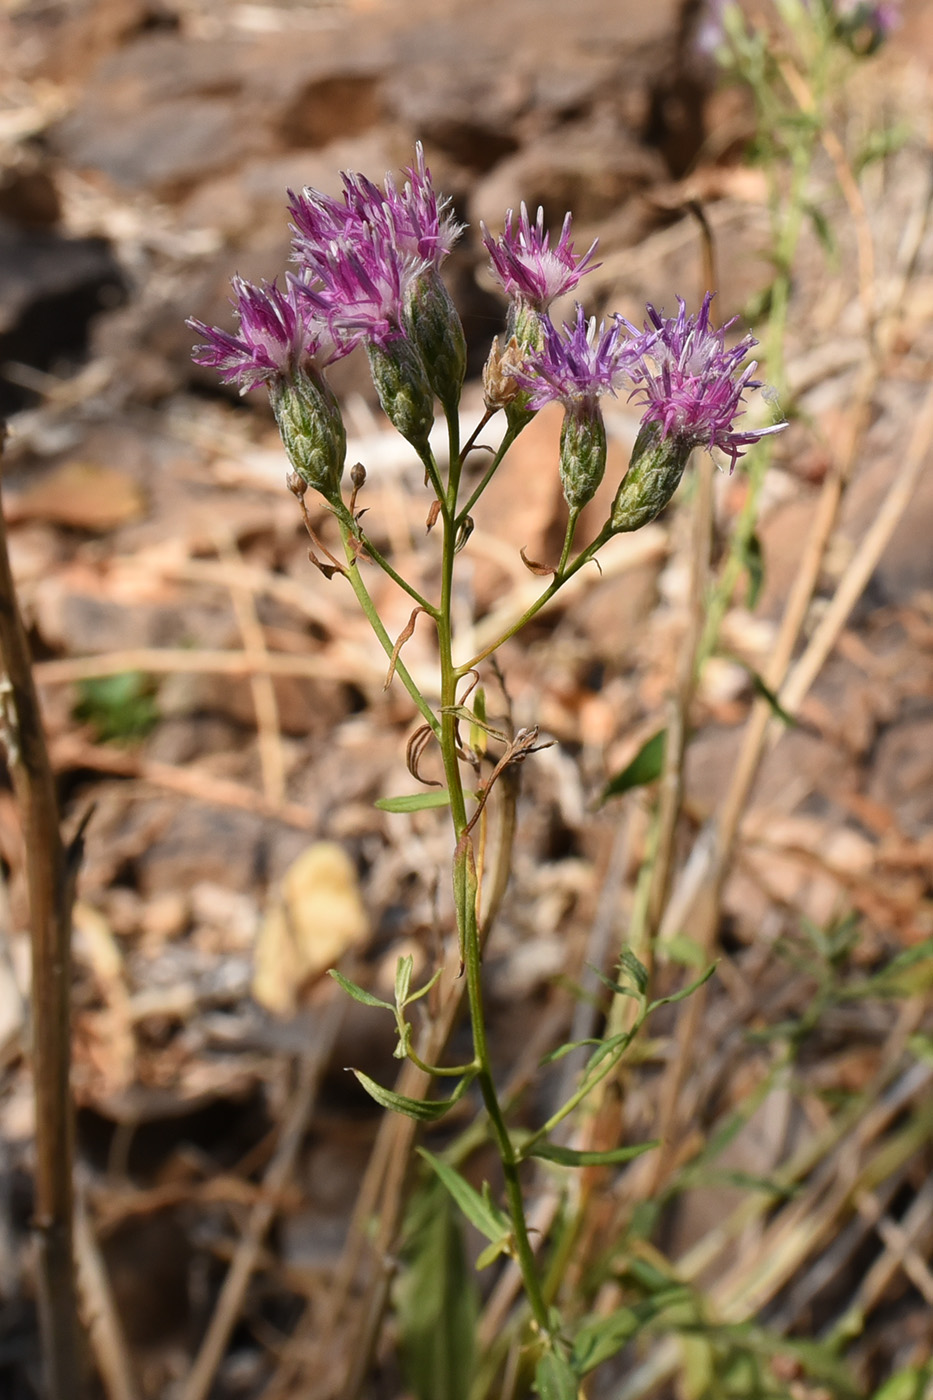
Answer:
[{"xmin": 189, "ymin": 144, "xmax": 784, "ymax": 531}]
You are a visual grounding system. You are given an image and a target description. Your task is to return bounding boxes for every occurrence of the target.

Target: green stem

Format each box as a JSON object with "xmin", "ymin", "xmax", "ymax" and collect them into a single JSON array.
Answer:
[
  {"xmin": 457, "ymin": 518, "xmax": 610, "ymax": 677},
  {"xmin": 435, "ymin": 475, "xmax": 552, "ymax": 1338},
  {"xmin": 456, "ymin": 420, "xmax": 520, "ymax": 527},
  {"xmin": 404, "ymin": 1046, "xmax": 479, "ymax": 1078},
  {"xmin": 337, "ymin": 519, "xmax": 440, "ymax": 738},
  {"xmin": 352, "ymin": 529, "xmax": 439, "ymax": 618}
]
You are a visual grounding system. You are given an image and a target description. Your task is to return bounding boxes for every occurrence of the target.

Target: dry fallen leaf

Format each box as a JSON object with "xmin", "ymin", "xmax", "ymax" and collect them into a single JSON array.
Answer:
[
  {"xmin": 253, "ymin": 842, "xmax": 369, "ymax": 1015},
  {"xmin": 6, "ymin": 461, "xmax": 147, "ymax": 532}
]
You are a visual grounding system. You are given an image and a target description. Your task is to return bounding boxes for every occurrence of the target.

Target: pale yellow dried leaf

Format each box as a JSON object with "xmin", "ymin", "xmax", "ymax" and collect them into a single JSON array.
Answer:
[{"xmin": 253, "ymin": 842, "xmax": 369, "ymax": 1015}]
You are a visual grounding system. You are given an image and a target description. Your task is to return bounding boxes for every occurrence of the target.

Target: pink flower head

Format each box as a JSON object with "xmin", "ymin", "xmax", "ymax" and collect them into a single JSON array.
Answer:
[
  {"xmin": 187, "ymin": 272, "xmax": 345, "ymax": 393},
  {"xmin": 620, "ymin": 293, "xmax": 786, "ymax": 471},
  {"xmin": 382, "ymin": 143, "xmax": 464, "ymax": 267},
  {"xmin": 296, "ymin": 228, "xmax": 425, "ymax": 348},
  {"xmin": 512, "ymin": 304, "xmax": 633, "ymax": 412},
  {"xmin": 481, "ymin": 204, "xmax": 599, "ymax": 313},
  {"xmin": 288, "ymin": 145, "xmax": 462, "ymax": 345}
]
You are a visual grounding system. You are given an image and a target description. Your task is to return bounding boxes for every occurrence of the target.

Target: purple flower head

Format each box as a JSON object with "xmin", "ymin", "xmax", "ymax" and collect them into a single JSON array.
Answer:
[
  {"xmin": 383, "ymin": 143, "xmax": 464, "ymax": 267},
  {"xmin": 620, "ymin": 293, "xmax": 786, "ymax": 471},
  {"xmin": 187, "ymin": 273, "xmax": 344, "ymax": 393},
  {"xmin": 296, "ymin": 229, "xmax": 425, "ymax": 348},
  {"xmin": 289, "ymin": 146, "xmax": 461, "ymax": 347},
  {"xmin": 512, "ymin": 305, "xmax": 633, "ymax": 412},
  {"xmin": 481, "ymin": 204, "xmax": 599, "ymax": 313},
  {"xmin": 833, "ymin": 0, "xmax": 900, "ymax": 47},
  {"xmin": 695, "ymin": 0, "xmax": 731, "ymax": 55}
]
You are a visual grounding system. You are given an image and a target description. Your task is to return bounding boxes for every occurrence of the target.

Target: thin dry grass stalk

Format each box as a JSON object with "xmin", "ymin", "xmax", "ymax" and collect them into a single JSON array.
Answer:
[{"xmin": 0, "ymin": 424, "xmax": 83, "ymax": 1395}]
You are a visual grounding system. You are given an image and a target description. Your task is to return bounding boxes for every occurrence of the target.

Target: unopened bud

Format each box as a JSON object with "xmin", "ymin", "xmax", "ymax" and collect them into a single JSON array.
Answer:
[
  {"xmin": 404, "ymin": 267, "xmax": 467, "ymax": 419},
  {"xmin": 350, "ymin": 462, "xmax": 367, "ymax": 490},
  {"xmin": 559, "ymin": 402, "xmax": 607, "ymax": 512},
  {"xmin": 483, "ymin": 335, "xmax": 524, "ymax": 411},
  {"xmin": 366, "ymin": 338, "xmax": 435, "ymax": 452},
  {"xmin": 454, "ymin": 514, "xmax": 474, "ymax": 553},
  {"xmin": 609, "ymin": 422, "xmax": 692, "ymax": 534},
  {"xmin": 272, "ymin": 367, "xmax": 346, "ymax": 504},
  {"xmin": 286, "ymin": 470, "xmax": 307, "ymax": 499}
]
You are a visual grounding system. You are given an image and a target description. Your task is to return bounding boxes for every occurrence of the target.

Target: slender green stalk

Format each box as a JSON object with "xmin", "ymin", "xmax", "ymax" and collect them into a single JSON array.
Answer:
[
  {"xmin": 434, "ymin": 436, "xmax": 552, "ymax": 1337},
  {"xmin": 337, "ymin": 520, "xmax": 441, "ymax": 737},
  {"xmin": 456, "ymin": 519, "xmax": 610, "ymax": 677},
  {"xmin": 348, "ymin": 525, "xmax": 439, "ymax": 617},
  {"xmin": 456, "ymin": 420, "xmax": 521, "ymax": 527}
]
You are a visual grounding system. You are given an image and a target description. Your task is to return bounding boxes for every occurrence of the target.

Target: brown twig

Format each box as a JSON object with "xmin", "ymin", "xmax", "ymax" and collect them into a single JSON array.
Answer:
[
  {"xmin": 49, "ymin": 733, "xmax": 317, "ymax": 831},
  {"xmin": 75, "ymin": 1183, "xmax": 140, "ymax": 1400},
  {"xmin": 215, "ymin": 529, "xmax": 287, "ymax": 806},
  {"xmin": 0, "ymin": 424, "xmax": 83, "ymax": 1396}
]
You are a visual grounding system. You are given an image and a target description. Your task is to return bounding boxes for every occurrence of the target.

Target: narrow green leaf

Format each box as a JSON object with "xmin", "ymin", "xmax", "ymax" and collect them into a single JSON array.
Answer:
[
  {"xmin": 749, "ymin": 670, "xmax": 797, "ymax": 727},
  {"xmin": 618, "ymin": 946, "xmax": 649, "ymax": 994},
  {"xmin": 528, "ymin": 1139, "xmax": 658, "ymax": 1168},
  {"xmin": 534, "ymin": 1351, "xmax": 578, "ymax": 1400},
  {"xmin": 329, "ymin": 970, "xmax": 392, "ymax": 1010},
  {"xmin": 572, "ymin": 1289, "xmax": 692, "ymax": 1374},
  {"xmin": 439, "ymin": 705, "xmax": 509, "ymax": 743},
  {"xmin": 805, "ymin": 200, "xmax": 837, "ymax": 259},
  {"xmin": 376, "ymin": 790, "xmax": 452, "ymax": 813},
  {"xmin": 395, "ymin": 953, "xmax": 414, "ymax": 1007},
  {"xmin": 591, "ymin": 967, "xmax": 640, "ymax": 1002},
  {"xmin": 539, "ymin": 1038, "xmax": 603, "ymax": 1067},
  {"xmin": 742, "ymin": 531, "xmax": 765, "ymax": 609},
  {"xmin": 403, "ymin": 965, "xmax": 444, "ymax": 1007},
  {"xmin": 418, "ymin": 1148, "xmax": 510, "ymax": 1245},
  {"xmin": 353, "ymin": 1070, "xmax": 472, "ymax": 1122},
  {"xmin": 398, "ymin": 1175, "xmax": 478, "ymax": 1400},
  {"xmin": 571, "ymin": 1309, "xmax": 640, "ymax": 1373},
  {"xmin": 647, "ymin": 962, "xmax": 716, "ymax": 1012},
  {"xmin": 601, "ymin": 729, "xmax": 665, "ymax": 802},
  {"xmin": 475, "ymin": 1236, "xmax": 511, "ymax": 1271},
  {"xmin": 870, "ymin": 1366, "xmax": 932, "ymax": 1400},
  {"xmin": 584, "ymin": 1032, "xmax": 633, "ymax": 1073}
]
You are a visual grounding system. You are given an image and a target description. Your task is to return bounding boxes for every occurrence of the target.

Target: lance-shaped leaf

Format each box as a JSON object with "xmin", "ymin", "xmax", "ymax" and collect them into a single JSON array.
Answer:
[
  {"xmin": 600, "ymin": 729, "xmax": 665, "ymax": 802},
  {"xmin": 646, "ymin": 962, "xmax": 716, "ymax": 1013},
  {"xmin": 418, "ymin": 1149, "xmax": 511, "ymax": 1247},
  {"xmin": 329, "ymin": 969, "xmax": 392, "ymax": 1010},
  {"xmin": 398, "ymin": 1174, "xmax": 478, "ymax": 1400},
  {"xmin": 534, "ymin": 1351, "xmax": 579, "ymax": 1400},
  {"xmin": 376, "ymin": 790, "xmax": 453, "ymax": 813},
  {"xmin": 527, "ymin": 1139, "xmax": 658, "ymax": 1168},
  {"xmin": 353, "ymin": 1070, "xmax": 474, "ymax": 1122}
]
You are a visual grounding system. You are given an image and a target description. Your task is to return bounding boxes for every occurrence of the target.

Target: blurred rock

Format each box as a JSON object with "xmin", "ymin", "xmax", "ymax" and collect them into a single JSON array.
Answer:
[{"xmin": 0, "ymin": 220, "xmax": 125, "ymax": 414}]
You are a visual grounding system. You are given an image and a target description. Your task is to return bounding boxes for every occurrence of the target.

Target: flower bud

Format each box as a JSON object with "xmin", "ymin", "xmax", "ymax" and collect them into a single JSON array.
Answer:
[
  {"xmin": 271, "ymin": 367, "xmax": 346, "ymax": 504},
  {"xmin": 404, "ymin": 267, "xmax": 467, "ymax": 418},
  {"xmin": 366, "ymin": 337, "xmax": 435, "ymax": 452},
  {"xmin": 560, "ymin": 402, "xmax": 607, "ymax": 512},
  {"xmin": 482, "ymin": 335, "xmax": 525, "ymax": 411},
  {"xmin": 609, "ymin": 422, "xmax": 692, "ymax": 534},
  {"xmin": 502, "ymin": 305, "xmax": 547, "ymax": 432}
]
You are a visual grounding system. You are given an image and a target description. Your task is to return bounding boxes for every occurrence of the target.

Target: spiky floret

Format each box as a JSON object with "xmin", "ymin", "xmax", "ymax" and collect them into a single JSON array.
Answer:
[
  {"xmin": 296, "ymin": 228, "xmax": 425, "ymax": 348},
  {"xmin": 511, "ymin": 305, "xmax": 633, "ymax": 411},
  {"xmin": 288, "ymin": 144, "xmax": 463, "ymax": 347},
  {"xmin": 187, "ymin": 273, "xmax": 345, "ymax": 393},
  {"xmin": 619, "ymin": 293, "xmax": 786, "ymax": 471},
  {"xmin": 481, "ymin": 204, "xmax": 599, "ymax": 312}
]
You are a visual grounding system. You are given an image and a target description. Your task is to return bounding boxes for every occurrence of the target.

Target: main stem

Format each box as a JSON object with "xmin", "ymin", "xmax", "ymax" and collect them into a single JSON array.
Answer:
[{"xmin": 436, "ymin": 418, "xmax": 552, "ymax": 1338}]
